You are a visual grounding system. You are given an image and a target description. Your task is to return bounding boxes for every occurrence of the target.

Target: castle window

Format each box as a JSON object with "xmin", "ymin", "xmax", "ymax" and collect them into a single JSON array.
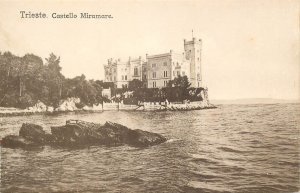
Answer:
[
  {"xmin": 152, "ymin": 72, "xmax": 156, "ymax": 78},
  {"xmin": 143, "ymin": 75, "xmax": 147, "ymax": 80},
  {"xmin": 152, "ymin": 63, "xmax": 156, "ymax": 68},
  {"xmin": 177, "ymin": 71, "xmax": 180, "ymax": 76},
  {"xmin": 122, "ymin": 75, "xmax": 124, "ymax": 80},
  {"xmin": 163, "ymin": 62, "xmax": 167, "ymax": 66},
  {"xmin": 134, "ymin": 67, "xmax": 138, "ymax": 76},
  {"xmin": 125, "ymin": 75, "xmax": 127, "ymax": 80},
  {"xmin": 153, "ymin": 81, "xmax": 156, "ymax": 88},
  {"xmin": 164, "ymin": 71, "xmax": 168, "ymax": 77},
  {"xmin": 164, "ymin": 80, "xmax": 168, "ymax": 87},
  {"xmin": 198, "ymin": 57, "xmax": 200, "ymax": 61}
]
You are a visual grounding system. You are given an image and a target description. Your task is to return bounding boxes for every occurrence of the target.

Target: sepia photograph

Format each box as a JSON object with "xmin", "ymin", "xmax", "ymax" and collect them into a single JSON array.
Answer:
[{"xmin": 0, "ymin": 0, "xmax": 299, "ymax": 192}]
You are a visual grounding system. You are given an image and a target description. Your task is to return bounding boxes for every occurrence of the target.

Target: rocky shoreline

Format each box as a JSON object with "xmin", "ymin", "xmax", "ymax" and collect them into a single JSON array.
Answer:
[
  {"xmin": 0, "ymin": 106, "xmax": 217, "ymax": 117},
  {"xmin": 0, "ymin": 100, "xmax": 216, "ymax": 117},
  {"xmin": 1, "ymin": 120, "xmax": 167, "ymax": 149}
]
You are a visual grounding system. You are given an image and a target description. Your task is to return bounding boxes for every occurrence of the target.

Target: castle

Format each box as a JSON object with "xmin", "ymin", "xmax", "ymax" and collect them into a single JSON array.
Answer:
[{"xmin": 104, "ymin": 37, "xmax": 202, "ymax": 88}]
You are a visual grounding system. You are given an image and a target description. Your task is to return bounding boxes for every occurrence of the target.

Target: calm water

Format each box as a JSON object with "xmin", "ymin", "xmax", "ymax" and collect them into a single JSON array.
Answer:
[{"xmin": 0, "ymin": 103, "xmax": 299, "ymax": 193}]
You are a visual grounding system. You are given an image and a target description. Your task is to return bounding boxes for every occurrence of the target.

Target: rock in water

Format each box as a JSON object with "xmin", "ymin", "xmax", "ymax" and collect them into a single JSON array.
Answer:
[
  {"xmin": 19, "ymin": 123, "xmax": 53, "ymax": 144},
  {"xmin": 102, "ymin": 122, "xmax": 167, "ymax": 147},
  {"xmin": 51, "ymin": 121, "xmax": 167, "ymax": 147},
  {"xmin": 1, "ymin": 120, "xmax": 167, "ymax": 149},
  {"xmin": 51, "ymin": 121, "xmax": 106, "ymax": 147},
  {"xmin": 1, "ymin": 135, "xmax": 37, "ymax": 148},
  {"xmin": 127, "ymin": 129, "xmax": 167, "ymax": 147}
]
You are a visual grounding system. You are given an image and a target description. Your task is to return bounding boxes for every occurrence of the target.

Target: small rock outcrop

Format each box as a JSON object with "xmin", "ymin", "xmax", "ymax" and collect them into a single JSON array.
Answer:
[
  {"xmin": 1, "ymin": 120, "xmax": 166, "ymax": 149},
  {"xmin": 1, "ymin": 135, "xmax": 37, "ymax": 148},
  {"xmin": 56, "ymin": 97, "xmax": 80, "ymax": 112},
  {"xmin": 27, "ymin": 101, "xmax": 48, "ymax": 112},
  {"xmin": 19, "ymin": 123, "xmax": 54, "ymax": 144}
]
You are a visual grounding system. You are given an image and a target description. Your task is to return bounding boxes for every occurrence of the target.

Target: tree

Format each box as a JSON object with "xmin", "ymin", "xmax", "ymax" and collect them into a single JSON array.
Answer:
[
  {"xmin": 21, "ymin": 54, "xmax": 44, "ymax": 98},
  {"xmin": 171, "ymin": 75, "xmax": 191, "ymax": 88},
  {"xmin": 0, "ymin": 52, "xmax": 16, "ymax": 105},
  {"xmin": 128, "ymin": 79, "xmax": 144, "ymax": 91},
  {"xmin": 61, "ymin": 75, "xmax": 106, "ymax": 106},
  {"xmin": 44, "ymin": 53, "xmax": 64, "ymax": 107},
  {"xmin": 46, "ymin": 53, "xmax": 61, "ymax": 72},
  {"xmin": 0, "ymin": 52, "xmax": 49, "ymax": 107},
  {"xmin": 165, "ymin": 75, "xmax": 191, "ymax": 101}
]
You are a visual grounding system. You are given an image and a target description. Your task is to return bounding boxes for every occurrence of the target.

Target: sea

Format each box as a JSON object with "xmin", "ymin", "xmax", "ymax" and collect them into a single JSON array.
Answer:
[{"xmin": 0, "ymin": 103, "xmax": 299, "ymax": 193}]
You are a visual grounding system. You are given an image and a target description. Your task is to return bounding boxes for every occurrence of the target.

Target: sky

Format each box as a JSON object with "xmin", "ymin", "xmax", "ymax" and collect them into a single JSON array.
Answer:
[{"xmin": 0, "ymin": 0, "xmax": 299, "ymax": 100}]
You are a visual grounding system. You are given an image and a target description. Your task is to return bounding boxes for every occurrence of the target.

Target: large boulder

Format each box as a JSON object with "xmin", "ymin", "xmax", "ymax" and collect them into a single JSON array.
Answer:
[
  {"xmin": 50, "ymin": 121, "xmax": 168, "ymax": 147},
  {"xmin": 19, "ymin": 123, "xmax": 53, "ymax": 144},
  {"xmin": 126, "ymin": 129, "xmax": 167, "ymax": 147},
  {"xmin": 101, "ymin": 122, "xmax": 167, "ymax": 147},
  {"xmin": 1, "ymin": 135, "xmax": 37, "ymax": 148},
  {"xmin": 56, "ymin": 97, "xmax": 80, "ymax": 111},
  {"xmin": 51, "ymin": 121, "xmax": 105, "ymax": 147},
  {"xmin": 99, "ymin": 122, "xmax": 132, "ymax": 145},
  {"xmin": 1, "ymin": 120, "xmax": 167, "ymax": 149}
]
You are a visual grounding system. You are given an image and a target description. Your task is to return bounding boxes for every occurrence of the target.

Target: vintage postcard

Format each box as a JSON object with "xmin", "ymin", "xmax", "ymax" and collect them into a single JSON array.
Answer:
[{"xmin": 0, "ymin": 0, "xmax": 299, "ymax": 192}]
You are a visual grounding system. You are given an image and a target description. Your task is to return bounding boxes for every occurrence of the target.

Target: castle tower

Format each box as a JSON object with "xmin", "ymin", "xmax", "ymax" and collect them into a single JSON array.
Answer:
[{"xmin": 184, "ymin": 37, "xmax": 202, "ymax": 87}]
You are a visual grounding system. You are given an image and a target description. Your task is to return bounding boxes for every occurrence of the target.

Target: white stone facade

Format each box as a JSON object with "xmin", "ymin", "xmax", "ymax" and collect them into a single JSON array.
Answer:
[{"xmin": 104, "ymin": 37, "xmax": 202, "ymax": 88}]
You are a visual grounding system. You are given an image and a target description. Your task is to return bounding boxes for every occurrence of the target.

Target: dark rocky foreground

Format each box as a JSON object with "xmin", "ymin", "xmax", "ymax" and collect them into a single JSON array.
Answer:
[{"xmin": 1, "ymin": 120, "xmax": 167, "ymax": 149}]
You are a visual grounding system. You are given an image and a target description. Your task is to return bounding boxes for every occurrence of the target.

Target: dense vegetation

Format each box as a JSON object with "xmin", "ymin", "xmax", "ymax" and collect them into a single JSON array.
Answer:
[
  {"xmin": 114, "ymin": 76, "xmax": 204, "ymax": 104},
  {"xmin": 0, "ymin": 51, "xmax": 203, "ymax": 109},
  {"xmin": 0, "ymin": 52, "xmax": 109, "ymax": 108}
]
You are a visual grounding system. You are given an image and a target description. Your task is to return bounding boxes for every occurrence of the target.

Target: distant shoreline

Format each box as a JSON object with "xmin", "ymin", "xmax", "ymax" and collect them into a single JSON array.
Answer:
[{"xmin": 211, "ymin": 98, "xmax": 299, "ymax": 105}]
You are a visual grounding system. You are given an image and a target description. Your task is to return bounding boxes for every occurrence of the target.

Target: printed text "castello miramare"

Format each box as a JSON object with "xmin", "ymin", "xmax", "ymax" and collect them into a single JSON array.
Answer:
[{"xmin": 20, "ymin": 11, "xmax": 113, "ymax": 19}]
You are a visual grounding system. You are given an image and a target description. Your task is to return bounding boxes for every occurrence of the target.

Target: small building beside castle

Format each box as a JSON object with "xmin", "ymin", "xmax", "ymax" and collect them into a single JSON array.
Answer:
[{"xmin": 104, "ymin": 37, "xmax": 203, "ymax": 89}]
